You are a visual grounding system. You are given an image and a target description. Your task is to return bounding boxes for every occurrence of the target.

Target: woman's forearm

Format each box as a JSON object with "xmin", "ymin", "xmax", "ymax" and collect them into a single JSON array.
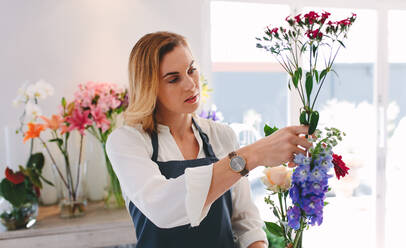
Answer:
[{"xmin": 204, "ymin": 145, "xmax": 256, "ymax": 208}]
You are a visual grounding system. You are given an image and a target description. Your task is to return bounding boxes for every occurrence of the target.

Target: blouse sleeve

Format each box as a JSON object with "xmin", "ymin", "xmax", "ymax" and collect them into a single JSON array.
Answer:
[
  {"xmin": 225, "ymin": 126, "xmax": 269, "ymax": 248},
  {"xmin": 106, "ymin": 127, "xmax": 213, "ymax": 228}
]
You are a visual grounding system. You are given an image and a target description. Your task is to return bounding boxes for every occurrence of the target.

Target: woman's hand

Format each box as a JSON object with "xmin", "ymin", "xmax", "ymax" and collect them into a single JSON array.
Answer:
[{"xmin": 241, "ymin": 125, "xmax": 312, "ymax": 170}]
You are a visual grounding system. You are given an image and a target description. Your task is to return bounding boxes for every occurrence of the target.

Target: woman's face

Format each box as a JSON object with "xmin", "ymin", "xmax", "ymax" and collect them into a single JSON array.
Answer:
[{"xmin": 156, "ymin": 45, "xmax": 200, "ymax": 117}]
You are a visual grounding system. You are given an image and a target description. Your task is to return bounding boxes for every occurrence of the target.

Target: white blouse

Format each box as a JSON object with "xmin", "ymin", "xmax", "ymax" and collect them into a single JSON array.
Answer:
[{"xmin": 106, "ymin": 117, "xmax": 268, "ymax": 248}]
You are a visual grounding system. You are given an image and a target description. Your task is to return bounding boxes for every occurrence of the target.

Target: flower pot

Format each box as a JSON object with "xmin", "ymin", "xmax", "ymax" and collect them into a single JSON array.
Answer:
[{"xmin": 0, "ymin": 198, "xmax": 38, "ymax": 231}]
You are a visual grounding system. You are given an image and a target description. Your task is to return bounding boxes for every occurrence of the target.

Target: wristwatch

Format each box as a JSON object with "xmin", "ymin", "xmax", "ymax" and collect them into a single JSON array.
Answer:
[{"xmin": 228, "ymin": 151, "xmax": 249, "ymax": 177}]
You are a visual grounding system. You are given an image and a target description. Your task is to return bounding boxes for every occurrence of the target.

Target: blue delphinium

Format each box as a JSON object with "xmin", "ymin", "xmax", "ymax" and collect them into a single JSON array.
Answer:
[
  {"xmin": 287, "ymin": 206, "xmax": 301, "ymax": 230},
  {"xmin": 287, "ymin": 147, "xmax": 333, "ymax": 230}
]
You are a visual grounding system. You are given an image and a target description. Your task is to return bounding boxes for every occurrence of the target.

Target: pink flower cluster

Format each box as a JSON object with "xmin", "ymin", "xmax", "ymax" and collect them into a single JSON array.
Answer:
[{"xmin": 62, "ymin": 82, "xmax": 127, "ymax": 135}]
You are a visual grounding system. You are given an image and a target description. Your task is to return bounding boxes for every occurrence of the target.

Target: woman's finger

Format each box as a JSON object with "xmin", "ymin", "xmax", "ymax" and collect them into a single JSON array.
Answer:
[
  {"xmin": 290, "ymin": 125, "xmax": 309, "ymax": 135},
  {"xmin": 293, "ymin": 136, "xmax": 313, "ymax": 150}
]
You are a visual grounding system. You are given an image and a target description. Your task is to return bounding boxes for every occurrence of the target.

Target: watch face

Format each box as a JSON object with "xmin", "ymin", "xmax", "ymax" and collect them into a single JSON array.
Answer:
[{"xmin": 230, "ymin": 156, "xmax": 246, "ymax": 172}]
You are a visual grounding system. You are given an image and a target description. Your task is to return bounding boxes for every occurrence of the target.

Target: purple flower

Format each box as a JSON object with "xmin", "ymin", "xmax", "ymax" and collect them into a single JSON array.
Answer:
[
  {"xmin": 308, "ymin": 167, "xmax": 327, "ymax": 182},
  {"xmin": 302, "ymin": 180, "xmax": 327, "ymax": 196},
  {"xmin": 293, "ymin": 153, "xmax": 311, "ymax": 165},
  {"xmin": 287, "ymin": 206, "xmax": 302, "ymax": 230},
  {"xmin": 292, "ymin": 163, "xmax": 310, "ymax": 184},
  {"xmin": 309, "ymin": 211, "xmax": 324, "ymax": 226},
  {"xmin": 302, "ymin": 196, "xmax": 323, "ymax": 216},
  {"xmin": 289, "ymin": 183, "xmax": 301, "ymax": 204}
]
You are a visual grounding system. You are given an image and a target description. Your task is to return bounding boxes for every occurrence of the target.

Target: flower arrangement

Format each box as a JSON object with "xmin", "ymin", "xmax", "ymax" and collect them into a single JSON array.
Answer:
[
  {"xmin": 24, "ymin": 81, "xmax": 128, "ymax": 216},
  {"xmin": 256, "ymin": 10, "xmax": 356, "ymax": 248},
  {"xmin": 0, "ymin": 153, "xmax": 51, "ymax": 230},
  {"xmin": 71, "ymin": 82, "xmax": 128, "ymax": 208}
]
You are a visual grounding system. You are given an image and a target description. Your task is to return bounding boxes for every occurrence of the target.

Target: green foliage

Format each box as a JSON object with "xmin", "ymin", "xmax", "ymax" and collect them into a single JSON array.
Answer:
[
  {"xmin": 264, "ymin": 124, "xmax": 279, "ymax": 137},
  {"xmin": 0, "ymin": 152, "xmax": 50, "ymax": 208}
]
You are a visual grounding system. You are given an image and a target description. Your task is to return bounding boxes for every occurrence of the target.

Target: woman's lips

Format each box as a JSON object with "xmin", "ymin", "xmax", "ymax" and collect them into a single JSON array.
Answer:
[{"xmin": 185, "ymin": 94, "xmax": 199, "ymax": 104}]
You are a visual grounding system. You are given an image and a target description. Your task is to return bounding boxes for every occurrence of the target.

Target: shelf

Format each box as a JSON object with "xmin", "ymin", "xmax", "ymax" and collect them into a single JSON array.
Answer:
[{"xmin": 0, "ymin": 201, "xmax": 137, "ymax": 248}]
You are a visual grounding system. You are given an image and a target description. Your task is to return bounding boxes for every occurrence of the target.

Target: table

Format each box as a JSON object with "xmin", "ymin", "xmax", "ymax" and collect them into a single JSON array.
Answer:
[{"xmin": 0, "ymin": 201, "xmax": 137, "ymax": 248}]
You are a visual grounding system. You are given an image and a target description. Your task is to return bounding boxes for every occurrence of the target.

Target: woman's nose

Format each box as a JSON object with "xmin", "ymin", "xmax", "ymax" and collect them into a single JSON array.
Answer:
[{"xmin": 184, "ymin": 75, "xmax": 197, "ymax": 91}]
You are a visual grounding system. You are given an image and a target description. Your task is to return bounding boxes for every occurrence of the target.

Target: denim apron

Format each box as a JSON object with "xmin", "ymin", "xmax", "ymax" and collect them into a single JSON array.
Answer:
[{"xmin": 128, "ymin": 118, "xmax": 236, "ymax": 248}]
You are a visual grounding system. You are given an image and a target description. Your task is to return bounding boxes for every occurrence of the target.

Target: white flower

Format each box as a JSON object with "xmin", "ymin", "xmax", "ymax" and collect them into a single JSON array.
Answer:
[
  {"xmin": 26, "ymin": 80, "xmax": 54, "ymax": 100},
  {"xmin": 25, "ymin": 102, "xmax": 42, "ymax": 121},
  {"xmin": 13, "ymin": 83, "xmax": 29, "ymax": 107}
]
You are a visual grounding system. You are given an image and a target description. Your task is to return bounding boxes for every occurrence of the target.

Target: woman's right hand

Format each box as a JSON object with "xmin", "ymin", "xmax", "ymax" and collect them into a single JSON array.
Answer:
[{"xmin": 241, "ymin": 125, "xmax": 312, "ymax": 170}]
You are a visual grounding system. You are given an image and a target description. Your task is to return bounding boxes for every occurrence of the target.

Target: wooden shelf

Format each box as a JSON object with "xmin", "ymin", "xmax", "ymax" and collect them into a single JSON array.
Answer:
[{"xmin": 0, "ymin": 201, "xmax": 137, "ymax": 248}]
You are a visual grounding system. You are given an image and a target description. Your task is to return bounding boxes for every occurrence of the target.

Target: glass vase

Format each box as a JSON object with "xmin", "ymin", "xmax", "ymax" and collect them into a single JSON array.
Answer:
[
  {"xmin": 54, "ymin": 160, "xmax": 88, "ymax": 218},
  {"xmin": 0, "ymin": 198, "xmax": 38, "ymax": 231},
  {"xmin": 102, "ymin": 144, "xmax": 125, "ymax": 209}
]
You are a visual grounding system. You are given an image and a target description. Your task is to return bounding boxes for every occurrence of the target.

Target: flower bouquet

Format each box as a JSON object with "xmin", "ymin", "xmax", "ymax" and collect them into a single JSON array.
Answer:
[
  {"xmin": 24, "ymin": 110, "xmax": 88, "ymax": 218},
  {"xmin": 0, "ymin": 153, "xmax": 51, "ymax": 230},
  {"xmin": 256, "ymin": 10, "xmax": 356, "ymax": 247},
  {"xmin": 72, "ymin": 82, "xmax": 128, "ymax": 208}
]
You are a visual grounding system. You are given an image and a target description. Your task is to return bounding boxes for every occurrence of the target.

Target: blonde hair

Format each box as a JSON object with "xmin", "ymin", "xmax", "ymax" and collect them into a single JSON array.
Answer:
[{"xmin": 124, "ymin": 31, "xmax": 188, "ymax": 135}]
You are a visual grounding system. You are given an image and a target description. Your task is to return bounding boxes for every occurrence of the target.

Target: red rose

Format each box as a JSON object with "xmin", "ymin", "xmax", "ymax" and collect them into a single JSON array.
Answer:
[
  {"xmin": 332, "ymin": 154, "xmax": 350, "ymax": 180},
  {"xmin": 5, "ymin": 167, "xmax": 25, "ymax": 184},
  {"xmin": 271, "ymin": 28, "xmax": 278, "ymax": 34}
]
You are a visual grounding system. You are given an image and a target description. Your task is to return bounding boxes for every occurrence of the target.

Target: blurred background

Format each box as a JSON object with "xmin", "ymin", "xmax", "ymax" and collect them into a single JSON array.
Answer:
[{"xmin": 1, "ymin": 0, "xmax": 405, "ymax": 247}]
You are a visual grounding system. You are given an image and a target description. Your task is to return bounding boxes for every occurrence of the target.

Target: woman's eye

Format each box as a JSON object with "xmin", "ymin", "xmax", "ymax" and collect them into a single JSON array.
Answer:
[
  {"xmin": 188, "ymin": 67, "xmax": 197, "ymax": 74},
  {"xmin": 169, "ymin": 77, "xmax": 179, "ymax": 83}
]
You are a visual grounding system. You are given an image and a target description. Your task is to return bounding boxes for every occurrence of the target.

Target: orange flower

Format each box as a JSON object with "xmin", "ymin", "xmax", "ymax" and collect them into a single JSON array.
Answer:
[
  {"xmin": 40, "ymin": 115, "xmax": 63, "ymax": 130},
  {"xmin": 23, "ymin": 123, "xmax": 45, "ymax": 143}
]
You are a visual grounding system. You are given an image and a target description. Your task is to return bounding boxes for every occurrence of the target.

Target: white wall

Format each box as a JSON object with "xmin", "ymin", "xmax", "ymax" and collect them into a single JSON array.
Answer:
[{"xmin": 0, "ymin": 0, "xmax": 208, "ymax": 201}]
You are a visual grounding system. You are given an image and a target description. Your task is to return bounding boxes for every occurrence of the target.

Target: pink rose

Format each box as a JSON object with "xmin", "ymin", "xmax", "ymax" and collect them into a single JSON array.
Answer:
[{"xmin": 262, "ymin": 166, "xmax": 292, "ymax": 192}]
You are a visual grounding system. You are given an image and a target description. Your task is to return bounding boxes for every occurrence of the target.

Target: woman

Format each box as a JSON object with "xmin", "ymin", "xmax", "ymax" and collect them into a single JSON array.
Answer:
[{"xmin": 106, "ymin": 31, "xmax": 312, "ymax": 248}]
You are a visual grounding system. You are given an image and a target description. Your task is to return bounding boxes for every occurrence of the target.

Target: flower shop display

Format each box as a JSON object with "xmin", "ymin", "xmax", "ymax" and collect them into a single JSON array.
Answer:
[
  {"xmin": 0, "ymin": 153, "xmax": 50, "ymax": 230},
  {"xmin": 256, "ymin": 10, "xmax": 356, "ymax": 248},
  {"xmin": 72, "ymin": 82, "xmax": 128, "ymax": 208}
]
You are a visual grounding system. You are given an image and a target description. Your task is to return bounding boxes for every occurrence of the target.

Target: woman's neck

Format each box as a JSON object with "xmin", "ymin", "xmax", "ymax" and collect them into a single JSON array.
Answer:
[{"xmin": 155, "ymin": 112, "xmax": 193, "ymax": 140}]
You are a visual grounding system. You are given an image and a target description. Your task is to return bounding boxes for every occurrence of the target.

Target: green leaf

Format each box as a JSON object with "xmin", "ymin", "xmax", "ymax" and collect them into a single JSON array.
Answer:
[
  {"xmin": 256, "ymin": 43, "xmax": 263, "ymax": 49},
  {"xmin": 298, "ymin": 67, "xmax": 303, "ymax": 80},
  {"xmin": 49, "ymin": 138, "xmax": 63, "ymax": 147},
  {"xmin": 308, "ymin": 111, "xmax": 319, "ymax": 135},
  {"xmin": 299, "ymin": 111, "xmax": 308, "ymax": 125},
  {"xmin": 305, "ymin": 72, "xmax": 313, "ymax": 101},
  {"xmin": 312, "ymin": 44, "xmax": 317, "ymax": 57},
  {"xmin": 320, "ymin": 68, "xmax": 329, "ymax": 81},
  {"xmin": 337, "ymin": 40, "xmax": 346, "ymax": 48},
  {"xmin": 314, "ymin": 69, "xmax": 319, "ymax": 83},
  {"xmin": 324, "ymin": 201, "xmax": 330, "ymax": 206},
  {"xmin": 265, "ymin": 221, "xmax": 284, "ymax": 237},
  {"xmin": 0, "ymin": 179, "xmax": 27, "ymax": 207},
  {"xmin": 61, "ymin": 97, "xmax": 67, "ymax": 108},
  {"xmin": 264, "ymin": 124, "xmax": 279, "ymax": 136},
  {"xmin": 39, "ymin": 174, "xmax": 54, "ymax": 187},
  {"xmin": 292, "ymin": 74, "xmax": 298, "ymax": 89},
  {"xmin": 26, "ymin": 152, "xmax": 44, "ymax": 171}
]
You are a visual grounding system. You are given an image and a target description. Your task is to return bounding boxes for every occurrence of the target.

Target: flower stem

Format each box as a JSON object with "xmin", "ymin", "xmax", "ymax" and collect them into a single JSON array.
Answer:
[
  {"xmin": 38, "ymin": 137, "xmax": 69, "ymax": 191},
  {"xmin": 74, "ymin": 134, "xmax": 84, "ymax": 199},
  {"xmin": 292, "ymin": 215, "xmax": 305, "ymax": 248}
]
